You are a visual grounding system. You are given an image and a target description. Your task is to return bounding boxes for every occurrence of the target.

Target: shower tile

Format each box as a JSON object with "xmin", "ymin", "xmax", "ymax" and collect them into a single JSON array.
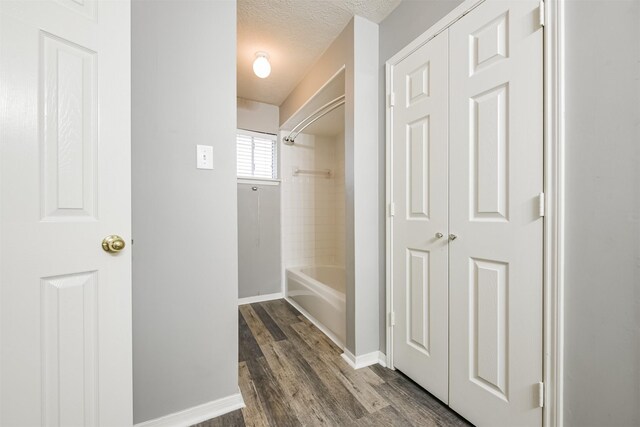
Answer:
[{"xmin": 281, "ymin": 130, "xmax": 345, "ymax": 270}]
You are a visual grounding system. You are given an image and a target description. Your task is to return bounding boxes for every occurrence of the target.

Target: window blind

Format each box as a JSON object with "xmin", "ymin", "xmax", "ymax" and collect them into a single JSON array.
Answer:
[{"xmin": 236, "ymin": 131, "xmax": 277, "ymax": 179}]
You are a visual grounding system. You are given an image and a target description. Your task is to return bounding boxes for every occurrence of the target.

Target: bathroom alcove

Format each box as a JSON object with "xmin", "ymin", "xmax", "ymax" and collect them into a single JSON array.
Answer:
[
  {"xmin": 278, "ymin": 16, "xmax": 381, "ymax": 363},
  {"xmin": 280, "ymin": 70, "xmax": 347, "ymax": 346}
]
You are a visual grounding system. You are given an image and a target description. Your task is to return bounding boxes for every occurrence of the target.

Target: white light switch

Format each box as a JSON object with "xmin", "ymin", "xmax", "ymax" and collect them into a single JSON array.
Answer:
[{"xmin": 196, "ymin": 145, "xmax": 213, "ymax": 170}]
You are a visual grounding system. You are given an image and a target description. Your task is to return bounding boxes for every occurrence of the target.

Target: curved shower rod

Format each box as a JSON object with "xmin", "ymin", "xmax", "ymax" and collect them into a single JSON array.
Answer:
[{"xmin": 283, "ymin": 94, "xmax": 345, "ymax": 145}]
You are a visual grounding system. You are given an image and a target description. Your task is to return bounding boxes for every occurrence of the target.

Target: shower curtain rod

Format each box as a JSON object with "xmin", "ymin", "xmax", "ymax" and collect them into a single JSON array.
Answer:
[{"xmin": 283, "ymin": 94, "xmax": 345, "ymax": 145}]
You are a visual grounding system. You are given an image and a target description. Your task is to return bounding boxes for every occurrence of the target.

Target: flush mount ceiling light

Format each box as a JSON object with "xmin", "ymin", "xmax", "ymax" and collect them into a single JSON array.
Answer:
[{"xmin": 253, "ymin": 51, "xmax": 271, "ymax": 79}]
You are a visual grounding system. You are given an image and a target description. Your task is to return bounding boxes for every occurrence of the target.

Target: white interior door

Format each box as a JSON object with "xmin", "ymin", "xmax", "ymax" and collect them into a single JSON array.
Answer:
[
  {"xmin": 448, "ymin": 1, "xmax": 543, "ymax": 426},
  {"xmin": 0, "ymin": 1, "xmax": 132, "ymax": 426},
  {"xmin": 391, "ymin": 31, "xmax": 449, "ymax": 403}
]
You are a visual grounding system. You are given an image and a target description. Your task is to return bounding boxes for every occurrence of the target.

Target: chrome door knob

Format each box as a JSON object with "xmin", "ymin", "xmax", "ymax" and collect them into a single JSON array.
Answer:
[
  {"xmin": 449, "ymin": 234, "xmax": 458, "ymax": 241},
  {"xmin": 435, "ymin": 232, "xmax": 444, "ymax": 239}
]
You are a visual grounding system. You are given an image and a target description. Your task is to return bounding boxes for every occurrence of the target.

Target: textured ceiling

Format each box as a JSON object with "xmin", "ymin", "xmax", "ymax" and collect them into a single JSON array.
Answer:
[{"xmin": 238, "ymin": 0, "xmax": 402, "ymax": 106}]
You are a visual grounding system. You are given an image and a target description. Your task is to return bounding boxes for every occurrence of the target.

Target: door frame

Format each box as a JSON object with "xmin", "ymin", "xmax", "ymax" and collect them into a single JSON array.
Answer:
[{"xmin": 384, "ymin": 1, "xmax": 566, "ymax": 426}]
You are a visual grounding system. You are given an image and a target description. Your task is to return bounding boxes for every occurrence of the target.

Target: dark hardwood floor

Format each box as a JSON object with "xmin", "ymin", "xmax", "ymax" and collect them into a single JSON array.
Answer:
[{"xmin": 193, "ymin": 299, "xmax": 470, "ymax": 427}]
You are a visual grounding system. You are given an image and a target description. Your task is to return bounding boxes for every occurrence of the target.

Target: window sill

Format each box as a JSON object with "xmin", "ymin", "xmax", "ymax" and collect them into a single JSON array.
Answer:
[{"xmin": 237, "ymin": 177, "xmax": 281, "ymax": 186}]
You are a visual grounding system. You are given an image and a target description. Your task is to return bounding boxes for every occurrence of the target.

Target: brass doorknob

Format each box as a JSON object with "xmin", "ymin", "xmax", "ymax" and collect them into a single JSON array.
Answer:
[{"xmin": 102, "ymin": 235, "xmax": 126, "ymax": 253}]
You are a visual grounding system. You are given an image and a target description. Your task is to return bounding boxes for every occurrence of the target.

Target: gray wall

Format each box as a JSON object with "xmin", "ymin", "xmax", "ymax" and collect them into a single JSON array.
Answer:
[
  {"xmin": 132, "ymin": 0, "xmax": 238, "ymax": 423},
  {"xmin": 351, "ymin": 16, "xmax": 381, "ymax": 356},
  {"xmin": 377, "ymin": 0, "xmax": 463, "ymax": 352},
  {"xmin": 238, "ymin": 183, "xmax": 281, "ymax": 298},
  {"xmin": 236, "ymin": 99, "xmax": 281, "ymax": 299},
  {"xmin": 563, "ymin": 1, "xmax": 640, "ymax": 426}
]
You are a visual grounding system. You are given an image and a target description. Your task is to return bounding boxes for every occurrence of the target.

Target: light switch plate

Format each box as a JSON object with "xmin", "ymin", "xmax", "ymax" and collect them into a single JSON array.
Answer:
[{"xmin": 196, "ymin": 145, "xmax": 213, "ymax": 170}]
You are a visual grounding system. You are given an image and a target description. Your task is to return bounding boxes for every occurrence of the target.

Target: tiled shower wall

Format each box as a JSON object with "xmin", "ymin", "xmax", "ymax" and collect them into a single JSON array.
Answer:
[{"xmin": 281, "ymin": 131, "xmax": 345, "ymax": 268}]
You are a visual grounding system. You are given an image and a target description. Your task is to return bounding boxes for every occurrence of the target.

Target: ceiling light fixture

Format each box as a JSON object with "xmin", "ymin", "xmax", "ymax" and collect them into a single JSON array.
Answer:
[{"xmin": 253, "ymin": 51, "xmax": 271, "ymax": 79}]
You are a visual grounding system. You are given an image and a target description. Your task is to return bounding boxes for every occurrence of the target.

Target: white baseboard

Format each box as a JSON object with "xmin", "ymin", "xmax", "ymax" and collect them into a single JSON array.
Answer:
[
  {"xmin": 238, "ymin": 292, "xmax": 283, "ymax": 305},
  {"xmin": 284, "ymin": 297, "xmax": 345, "ymax": 350},
  {"xmin": 135, "ymin": 392, "xmax": 245, "ymax": 427},
  {"xmin": 341, "ymin": 349, "xmax": 387, "ymax": 370},
  {"xmin": 377, "ymin": 351, "xmax": 388, "ymax": 368}
]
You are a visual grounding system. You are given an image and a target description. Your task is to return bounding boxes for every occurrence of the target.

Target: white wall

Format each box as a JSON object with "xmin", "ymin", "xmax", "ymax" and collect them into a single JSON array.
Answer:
[
  {"xmin": 563, "ymin": 1, "xmax": 640, "ymax": 425},
  {"xmin": 131, "ymin": 0, "xmax": 238, "ymax": 423},
  {"xmin": 280, "ymin": 17, "xmax": 379, "ymax": 356},
  {"xmin": 377, "ymin": 0, "xmax": 464, "ymax": 352},
  {"xmin": 237, "ymin": 98, "xmax": 279, "ymax": 135}
]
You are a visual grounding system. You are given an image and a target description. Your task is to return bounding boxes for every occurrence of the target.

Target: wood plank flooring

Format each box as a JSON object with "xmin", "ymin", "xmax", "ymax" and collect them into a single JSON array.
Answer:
[{"xmin": 193, "ymin": 299, "xmax": 470, "ymax": 427}]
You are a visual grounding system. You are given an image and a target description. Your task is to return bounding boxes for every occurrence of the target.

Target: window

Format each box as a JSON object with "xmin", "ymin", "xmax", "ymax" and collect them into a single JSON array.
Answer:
[{"xmin": 236, "ymin": 130, "xmax": 278, "ymax": 179}]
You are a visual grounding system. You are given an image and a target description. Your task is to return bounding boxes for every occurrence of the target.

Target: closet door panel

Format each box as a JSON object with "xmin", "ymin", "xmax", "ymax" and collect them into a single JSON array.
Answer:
[
  {"xmin": 391, "ymin": 30, "xmax": 449, "ymax": 403},
  {"xmin": 448, "ymin": 1, "xmax": 543, "ymax": 426}
]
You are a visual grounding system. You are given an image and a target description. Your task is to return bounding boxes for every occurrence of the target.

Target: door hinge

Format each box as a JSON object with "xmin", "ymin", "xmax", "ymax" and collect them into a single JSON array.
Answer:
[
  {"xmin": 538, "ymin": 192, "xmax": 545, "ymax": 217},
  {"xmin": 537, "ymin": 382, "xmax": 545, "ymax": 407},
  {"xmin": 389, "ymin": 311, "xmax": 396, "ymax": 327},
  {"xmin": 388, "ymin": 92, "xmax": 396, "ymax": 108},
  {"xmin": 389, "ymin": 202, "xmax": 396, "ymax": 217},
  {"xmin": 539, "ymin": 0, "xmax": 545, "ymax": 27}
]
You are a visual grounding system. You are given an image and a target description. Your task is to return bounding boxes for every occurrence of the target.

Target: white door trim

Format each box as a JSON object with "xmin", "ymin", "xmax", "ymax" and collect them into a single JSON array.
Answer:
[
  {"xmin": 542, "ymin": 1, "xmax": 565, "ymax": 425},
  {"xmin": 384, "ymin": 1, "xmax": 565, "ymax": 425}
]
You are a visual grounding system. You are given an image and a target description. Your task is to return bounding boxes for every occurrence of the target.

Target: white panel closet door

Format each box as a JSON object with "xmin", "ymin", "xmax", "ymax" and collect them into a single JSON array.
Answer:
[
  {"xmin": 0, "ymin": 1, "xmax": 132, "ymax": 426},
  {"xmin": 391, "ymin": 31, "xmax": 449, "ymax": 403},
  {"xmin": 448, "ymin": 1, "xmax": 543, "ymax": 426}
]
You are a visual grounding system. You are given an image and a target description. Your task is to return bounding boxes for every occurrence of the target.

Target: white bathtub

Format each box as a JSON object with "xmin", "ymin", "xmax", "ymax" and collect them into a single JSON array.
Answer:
[{"xmin": 286, "ymin": 265, "xmax": 346, "ymax": 348}]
